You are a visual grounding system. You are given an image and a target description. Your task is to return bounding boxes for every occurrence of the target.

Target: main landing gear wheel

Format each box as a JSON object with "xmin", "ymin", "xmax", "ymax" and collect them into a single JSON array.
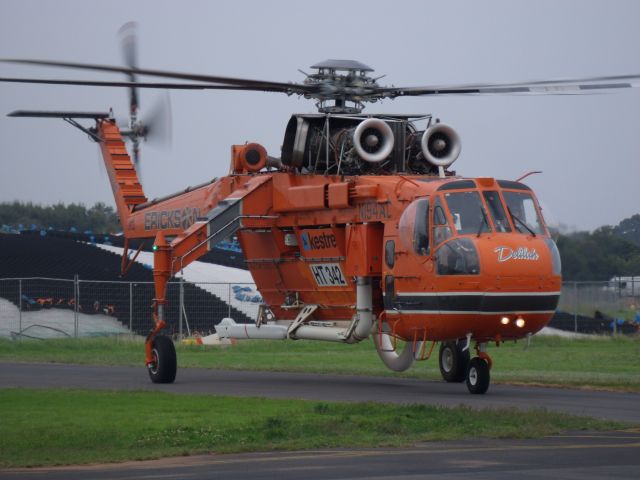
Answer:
[
  {"xmin": 147, "ymin": 335, "xmax": 177, "ymax": 384},
  {"xmin": 466, "ymin": 357, "xmax": 490, "ymax": 394},
  {"xmin": 439, "ymin": 341, "xmax": 470, "ymax": 383}
]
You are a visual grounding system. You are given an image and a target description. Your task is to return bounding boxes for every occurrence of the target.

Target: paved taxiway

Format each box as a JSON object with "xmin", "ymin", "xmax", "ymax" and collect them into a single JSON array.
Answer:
[
  {"xmin": 2, "ymin": 431, "xmax": 639, "ymax": 479},
  {"xmin": 1, "ymin": 362, "xmax": 639, "ymax": 422}
]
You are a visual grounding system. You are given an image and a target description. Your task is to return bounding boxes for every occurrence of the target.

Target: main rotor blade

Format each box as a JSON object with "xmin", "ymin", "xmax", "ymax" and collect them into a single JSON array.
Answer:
[
  {"xmin": 0, "ymin": 58, "xmax": 314, "ymax": 94},
  {"xmin": 0, "ymin": 76, "xmax": 294, "ymax": 92},
  {"xmin": 379, "ymin": 73, "xmax": 640, "ymax": 98}
]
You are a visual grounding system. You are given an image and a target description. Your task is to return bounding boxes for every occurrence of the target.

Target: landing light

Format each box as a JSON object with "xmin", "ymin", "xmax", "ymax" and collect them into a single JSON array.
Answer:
[
  {"xmin": 500, "ymin": 316, "xmax": 510, "ymax": 325},
  {"xmin": 515, "ymin": 317, "xmax": 525, "ymax": 328}
]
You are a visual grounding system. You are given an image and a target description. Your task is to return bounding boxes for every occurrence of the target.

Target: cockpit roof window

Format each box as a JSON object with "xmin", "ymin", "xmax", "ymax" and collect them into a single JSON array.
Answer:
[
  {"xmin": 437, "ymin": 180, "xmax": 476, "ymax": 191},
  {"xmin": 497, "ymin": 180, "xmax": 531, "ymax": 191}
]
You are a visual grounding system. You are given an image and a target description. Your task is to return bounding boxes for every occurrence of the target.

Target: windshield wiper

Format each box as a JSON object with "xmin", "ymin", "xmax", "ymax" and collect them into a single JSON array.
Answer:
[
  {"xmin": 507, "ymin": 206, "xmax": 536, "ymax": 237},
  {"xmin": 477, "ymin": 207, "xmax": 489, "ymax": 237}
]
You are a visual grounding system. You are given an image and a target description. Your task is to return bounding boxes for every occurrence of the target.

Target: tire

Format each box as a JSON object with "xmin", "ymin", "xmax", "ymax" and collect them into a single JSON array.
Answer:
[
  {"xmin": 439, "ymin": 341, "xmax": 470, "ymax": 383},
  {"xmin": 466, "ymin": 357, "xmax": 490, "ymax": 394},
  {"xmin": 147, "ymin": 335, "xmax": 177, "ymax": 384}
]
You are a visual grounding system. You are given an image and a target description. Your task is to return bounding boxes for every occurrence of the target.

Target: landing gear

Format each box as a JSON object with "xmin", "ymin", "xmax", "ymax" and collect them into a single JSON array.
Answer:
[
  {"xmin": 147, "ymin": 335, "xmax": 177, "ymax": 384},
  {"xmin": 438, "ymin": 341, "xmax": 470, "ymax": 382},
  {"xmin": 466, "ymin": 356, "xmax": 490, "ymax": 394}
]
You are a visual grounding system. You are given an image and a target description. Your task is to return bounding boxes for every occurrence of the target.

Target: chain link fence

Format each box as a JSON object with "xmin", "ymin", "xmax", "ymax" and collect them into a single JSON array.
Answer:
[
  {"xmin": 557, "ymin": 279, "xmax": 639, "ymax": 333},
  {"xmin": 1, "ymin": 277, "xmax": 638, "ymax": 339},
  {"xmin": 0, "ymin": 277, "xmax": 260, "ymax": 339}
]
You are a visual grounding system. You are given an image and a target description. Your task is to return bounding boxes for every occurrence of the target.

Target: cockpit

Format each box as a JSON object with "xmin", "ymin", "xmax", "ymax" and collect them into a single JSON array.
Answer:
[{"xmin": 398, "ymin": 179, "xmax": 559, "ymax": 276}]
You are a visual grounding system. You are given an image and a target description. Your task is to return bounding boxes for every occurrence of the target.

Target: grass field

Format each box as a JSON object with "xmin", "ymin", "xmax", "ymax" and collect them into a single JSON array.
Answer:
[
  {"xmin": 1, "ymin": 334, "xmax": 639, "ymax": 391},
  {"xmin": 0, "ymin": 336, "xmax": 637, "ymax": 467},
  {"xmin": 0, "ymin": 388, "xmax": 624, "ymax": 467}
]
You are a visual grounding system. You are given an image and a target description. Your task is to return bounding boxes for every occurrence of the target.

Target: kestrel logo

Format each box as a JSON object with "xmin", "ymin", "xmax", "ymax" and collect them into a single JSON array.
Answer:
[
  {"xmin": 494, "ymin": 246, "xmax": 539, "ymax": 262},
  {"xmin": 301, "ymin": 233, "xmax": 310, "ymax": 250},
  {"xmin": 301, "ymin": 231, "xmax": 337, "ymax": 251}
]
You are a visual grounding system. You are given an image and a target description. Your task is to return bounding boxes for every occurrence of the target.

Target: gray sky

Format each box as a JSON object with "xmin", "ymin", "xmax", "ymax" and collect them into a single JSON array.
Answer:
[{"xmin": 1, "ymin": 0, "xmax": 638, "ymax": 232}]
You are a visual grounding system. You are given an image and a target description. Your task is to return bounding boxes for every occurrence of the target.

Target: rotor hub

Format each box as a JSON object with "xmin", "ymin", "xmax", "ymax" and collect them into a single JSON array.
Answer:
[{"xmin": 303, "ymin": 60, "xmax": 382, "ymax": 113}]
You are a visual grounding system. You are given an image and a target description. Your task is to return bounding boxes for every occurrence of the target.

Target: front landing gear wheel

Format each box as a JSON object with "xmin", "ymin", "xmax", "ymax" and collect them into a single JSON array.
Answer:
[
  {"xmin": 466, "ymin": 357, "xmax": 490, "ymax": 394},
  {"xmin": 439, "ymin": 341, "xmax": 470, "ymax": 383},
  {"xmin": 147, "ymin": 335, "xmax": 177, "ymax": 384}
]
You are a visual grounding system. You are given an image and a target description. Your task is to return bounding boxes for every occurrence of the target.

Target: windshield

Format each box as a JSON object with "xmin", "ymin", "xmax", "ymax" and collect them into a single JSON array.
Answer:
[
  {"xmin": 443, "ymin": 191, "xmax": 490, "ymax": 235},
  {"xmin": 483, "ymin": 191, "xmax": 511, "ymax": 233},
  {"xmin": 503, "ymin": 191, "xmax": 545, "ymax": 235}
]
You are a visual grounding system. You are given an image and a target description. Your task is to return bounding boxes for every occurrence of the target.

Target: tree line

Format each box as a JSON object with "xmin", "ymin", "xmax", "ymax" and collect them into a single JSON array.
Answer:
[
  {"xmin": 556, "ymin": 214, "xmax": 640, "ymax": 281},
  {"xmin": 0, "ymin": 201, "xmax": 120, "ymax": 233}
]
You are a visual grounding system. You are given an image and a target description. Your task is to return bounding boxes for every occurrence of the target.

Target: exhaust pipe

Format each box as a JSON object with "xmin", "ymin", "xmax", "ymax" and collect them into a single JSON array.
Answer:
[
  {"xmin": 373, "ymin": 331, "xmax": 423, "ymax": 372},
  {"xmin": 352, "ymin": 276, "xmax": 374, "ymax": 341},
  {"xmin": 216, "ymin": 317, "xmax": 288, "ymax": 339},
  {"xmin": 288, "ymin": 276, "xmax": 374, "ymax": 343}
]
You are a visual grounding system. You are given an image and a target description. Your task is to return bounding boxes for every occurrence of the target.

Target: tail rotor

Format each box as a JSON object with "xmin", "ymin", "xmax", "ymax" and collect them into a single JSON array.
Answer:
[{"xmin": 117, "ymin": 22, "xmax": 172, "ymax": 181}]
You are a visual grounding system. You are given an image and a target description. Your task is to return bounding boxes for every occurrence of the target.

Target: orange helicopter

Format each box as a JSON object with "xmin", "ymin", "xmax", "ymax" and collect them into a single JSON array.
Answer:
[{"xmin": 3, "ymin": 25, "xmax": 639, "ymax": 394}]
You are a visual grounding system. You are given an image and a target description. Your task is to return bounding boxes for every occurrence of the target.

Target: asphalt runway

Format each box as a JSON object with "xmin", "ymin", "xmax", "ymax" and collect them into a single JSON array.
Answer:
[
  {"xmin": 2, "ymin": 431, "xmax": 640, "ymax": 479},
  {"xmin": 1, "ymin": 362, "xmax": 639, "ymax": 423}
]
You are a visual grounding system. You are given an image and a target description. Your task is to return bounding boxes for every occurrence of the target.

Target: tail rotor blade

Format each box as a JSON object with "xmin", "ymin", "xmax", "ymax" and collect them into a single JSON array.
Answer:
[
  {"xmin": 118, "ymin": 21, "xmax": 139, "ymax": 116},
  {"xmin": 132, "ymin": 140, "xmax": 142, "ymax": 182},
  {"xmin": 143, "ymin": 91, "xmax": 172, "ymax": 149}
]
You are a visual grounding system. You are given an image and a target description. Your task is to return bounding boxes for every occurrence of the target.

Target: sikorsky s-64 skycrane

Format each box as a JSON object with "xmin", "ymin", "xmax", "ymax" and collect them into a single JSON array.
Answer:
[{"xmin": 3, "ymin": 24, "xmax": 640, "ymax": 394}]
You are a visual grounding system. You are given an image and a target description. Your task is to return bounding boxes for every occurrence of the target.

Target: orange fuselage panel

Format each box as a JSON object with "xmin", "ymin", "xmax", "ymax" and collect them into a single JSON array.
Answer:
[{"xmin": 230, "ymin": 172, "xmax": 560, "ymax": 342}]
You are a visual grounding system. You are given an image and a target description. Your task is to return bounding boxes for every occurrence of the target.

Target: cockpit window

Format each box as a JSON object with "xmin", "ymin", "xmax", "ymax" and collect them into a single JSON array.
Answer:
[
  {"xmin": 435, "ymin": 238, "xmax": 480, "ymax": 275},
  {"xmin": 434, "ymin": 199, "xmax": 447, "ymax": 225},
  {"xmin": 432, "ymin": 196, "xmax": 452, "ymax": 246},
  {"xmin": 483, "ymin": 191, "xmax": 512, "ymax": 233},
  {"xmin": 503, "ymin": 191, "xmax": 545, "ymax": 235},
  {"xmin": 398, "ymin": 198, "xmax": 430, "ymax": 255},
  {"xmin": 444, "ymin": 191, "xmax": 491, "ymax": 235}
]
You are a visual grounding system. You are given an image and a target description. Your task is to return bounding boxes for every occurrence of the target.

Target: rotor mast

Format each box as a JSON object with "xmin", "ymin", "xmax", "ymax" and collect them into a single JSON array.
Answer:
[{"xmin": 304, "ymin": 60, "xmax": 380, "ymax": 114}]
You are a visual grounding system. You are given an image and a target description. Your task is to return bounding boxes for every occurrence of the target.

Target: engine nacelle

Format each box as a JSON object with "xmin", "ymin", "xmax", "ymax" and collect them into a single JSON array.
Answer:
[
  {"xmin": 421, "ymin": 123, "xmax": 461, "ymax": 168},
  {"xmin": 353, "ymin": 118, "xmax": 395, "ymax": 163},
  {"xmin": 280, "ymin": 113, "xmax": 459, "ymax": 175}
]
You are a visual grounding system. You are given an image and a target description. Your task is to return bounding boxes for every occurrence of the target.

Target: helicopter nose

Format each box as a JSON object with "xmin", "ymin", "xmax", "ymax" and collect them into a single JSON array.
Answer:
[{"xmin": 480, "ymin": 236, "xmax": 556, "ymax": 280}]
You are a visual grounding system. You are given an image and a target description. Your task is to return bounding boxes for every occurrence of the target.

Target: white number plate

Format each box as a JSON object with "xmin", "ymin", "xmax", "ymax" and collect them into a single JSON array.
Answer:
[{"xmin": 309, "ymin": 263, "xmax": 348, "ymax": 287}]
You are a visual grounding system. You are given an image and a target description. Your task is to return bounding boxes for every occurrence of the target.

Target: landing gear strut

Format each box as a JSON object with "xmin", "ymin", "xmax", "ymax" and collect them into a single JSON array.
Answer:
[{"xmin": 438, "ymin": 341, "xmax": 470, "ymax": 383}]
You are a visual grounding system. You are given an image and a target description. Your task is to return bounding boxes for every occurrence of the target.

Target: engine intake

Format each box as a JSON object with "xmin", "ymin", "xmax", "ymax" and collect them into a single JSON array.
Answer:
[
  {"xmin": 421, "ymin": 123, "xmax": 461, "ymax": 168},
  {"xmin": 353, "ymin": 118, "xmax": 395, "ymax": 163}
]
